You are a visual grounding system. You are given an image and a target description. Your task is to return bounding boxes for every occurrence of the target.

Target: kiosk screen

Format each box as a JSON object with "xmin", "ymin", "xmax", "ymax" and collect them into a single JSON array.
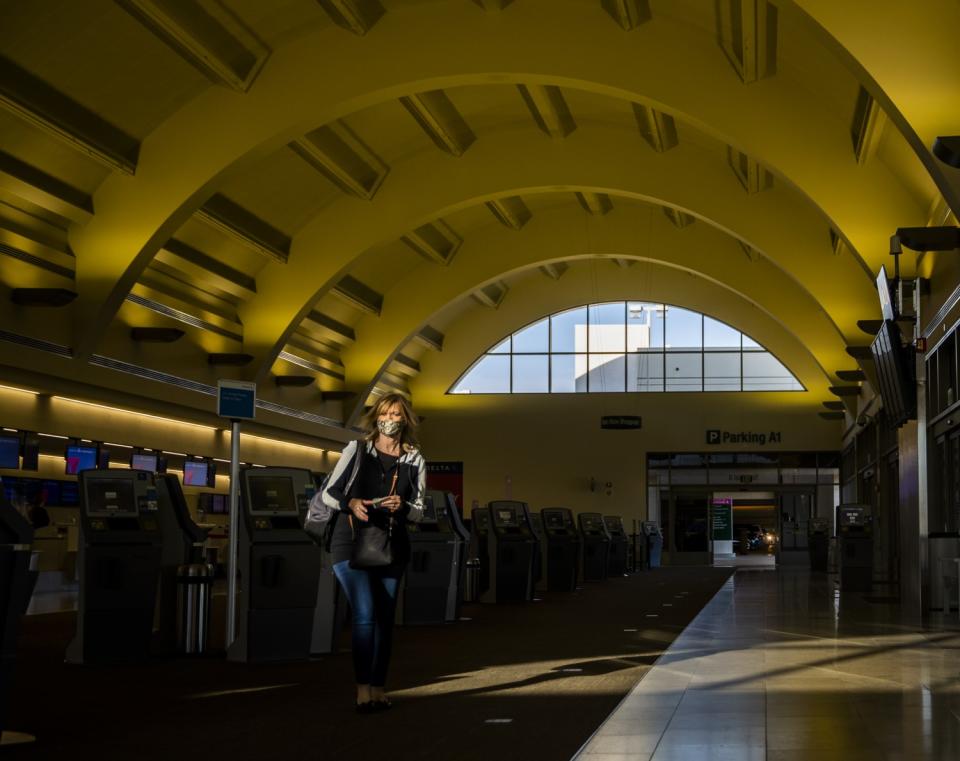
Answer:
[
  {"xmin": 422, "ymin": 494, "xmax": 437, "ymax": 521},
  {"xmin": 545, "ymin": 512, "xmax": 564, "ymax": 529},
  {"xmin": 496, "ymin": 509, "xmax": 516, "ymax": 524},
  {"xmin": 838, "ymin": 507, "xmax": 865, "ymax": 526},
  {"xmin": 85, "ymin": 479, "xmax": 137, "ymax": 515},
  {"xmin": 582, "ymin": 516, "xmax": 603, "ymax": 531},
  {"xmin": 248, "ymin": 477, "xmax": 297, "ymax": 515}
]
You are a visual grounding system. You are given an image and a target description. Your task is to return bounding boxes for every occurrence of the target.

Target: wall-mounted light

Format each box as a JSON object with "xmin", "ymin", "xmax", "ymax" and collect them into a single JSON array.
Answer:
[
  {"xmin": 52, "ymin": 396, "xmax": 220, "ymax": 432},
  {"xmin": 0, "ymin": 383, "xmax": 38, "ymax": 395}
]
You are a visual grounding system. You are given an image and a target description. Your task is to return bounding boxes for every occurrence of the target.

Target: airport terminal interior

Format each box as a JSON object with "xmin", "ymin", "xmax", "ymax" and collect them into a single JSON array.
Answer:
[{"xmin": 2, "ymin": 1, "xmax": 960, "ymax": 759}]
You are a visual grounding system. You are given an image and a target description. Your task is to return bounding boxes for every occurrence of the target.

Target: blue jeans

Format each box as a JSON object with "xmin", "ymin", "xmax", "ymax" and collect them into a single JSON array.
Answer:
[{"xmin": 332, "ymin": 561, "xmax": 402, "ymax": 686}]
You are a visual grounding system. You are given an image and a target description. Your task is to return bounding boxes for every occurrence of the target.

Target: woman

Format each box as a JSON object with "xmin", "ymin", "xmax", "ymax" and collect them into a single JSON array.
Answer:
[{"xmin": 320, "ymin": 393, "xmax": 425, "ymax": 713}]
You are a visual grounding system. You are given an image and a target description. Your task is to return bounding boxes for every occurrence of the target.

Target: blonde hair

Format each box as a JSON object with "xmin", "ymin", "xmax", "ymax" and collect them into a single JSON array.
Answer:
[{"xmin": 361, "ymin": 393, "xmax": 420, "ymax": 452}]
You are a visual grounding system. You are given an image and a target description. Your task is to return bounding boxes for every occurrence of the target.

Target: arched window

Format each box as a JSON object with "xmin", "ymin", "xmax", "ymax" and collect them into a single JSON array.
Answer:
[{"xmin": 449, "ymin": 302, "xmax": 803, "ymax": 394}]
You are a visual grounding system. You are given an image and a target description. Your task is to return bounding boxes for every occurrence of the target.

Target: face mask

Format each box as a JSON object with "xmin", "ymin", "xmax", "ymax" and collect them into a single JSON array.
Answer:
[{"xmin": 377, "ymin": 418, "xmax": 403, "ymax": 436}]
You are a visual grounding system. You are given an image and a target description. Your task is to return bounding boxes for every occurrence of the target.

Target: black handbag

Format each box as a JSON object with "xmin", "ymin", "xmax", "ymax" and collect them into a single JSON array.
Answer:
[
  {"xmin": 349, "ymin": 520, "xmax": 395, "ymax": 569},
  {"xmin": 349, "ymin": 470, "xmax": 397, "ymax": 569}
]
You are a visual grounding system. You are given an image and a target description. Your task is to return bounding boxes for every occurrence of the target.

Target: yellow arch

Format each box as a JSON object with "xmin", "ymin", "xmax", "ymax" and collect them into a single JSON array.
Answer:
[
  {"xmin": 67, "ymin": 2, "xmax": 925, "ymax": 359},
  {"xmin": 244, "ymin": 127, "xmax": 877, "ymax": 381}
]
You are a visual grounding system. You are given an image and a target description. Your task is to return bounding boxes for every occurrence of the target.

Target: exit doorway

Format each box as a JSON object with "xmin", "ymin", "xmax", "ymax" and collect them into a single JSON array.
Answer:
[{"xmin": 720, "ymin": 492, "xmax": 778, "ymax": 569}]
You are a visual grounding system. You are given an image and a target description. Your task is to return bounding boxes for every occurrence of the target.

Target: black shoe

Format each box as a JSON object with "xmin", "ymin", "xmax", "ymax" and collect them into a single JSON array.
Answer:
[
  {"xmin": 371, "ymin": 698, "xmax": 392, "ymax": 711},
  {"xmin": 356, "ymin": 701, "xmax": 376, "ymax": 714}
]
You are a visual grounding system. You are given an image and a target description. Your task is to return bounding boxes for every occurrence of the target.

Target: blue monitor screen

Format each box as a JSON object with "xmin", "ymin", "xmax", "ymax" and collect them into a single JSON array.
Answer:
[
  {"xmin": 65, "ymin": 445, "xmax": 97, "ymax": 475},
  {"xmin": 40, "ymin": 480, "xmax": 61, "ymax": 506},
  {"xmin": 131, "ymin": 453, "xmax": 158, "ymax": 472},
  {"xmin": 60, "ymin": 481, "xmax": 79, "ymax": 506},
  {"xmin": 2, "ymin": 480, "xmax": 18, "ymax": 504},
  {"xmin": 0, "ymin": 436, "xmax": 19, "ymax": 469},
  {"xmin": 183, "ymin": 460, "xmax": 208, "ymax": 487}
]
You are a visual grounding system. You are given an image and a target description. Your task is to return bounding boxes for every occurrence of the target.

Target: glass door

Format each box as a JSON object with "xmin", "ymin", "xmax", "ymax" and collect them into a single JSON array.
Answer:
[{"xmin": 664, "ymin": 492, "xmax": 711, "ymax": 565}]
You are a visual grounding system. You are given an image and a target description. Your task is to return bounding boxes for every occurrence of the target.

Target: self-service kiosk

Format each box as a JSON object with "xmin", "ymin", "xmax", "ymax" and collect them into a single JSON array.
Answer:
[
  {"xmin": 604, "ymin": 515, "xmax": 628, "ymax": 576},
  {"xmin": 309, "ymin": 474, "xmax": 348, "ymax": 656},
  {"xmin": 435, "ymin": 490, "xmax": 470, "ymax": 621},
  {"xmin": 399, "ymin": 490, "xmax": 468, "ymax": 625},
  {"xmin": 525, "ymin": 509, "xmax": 549, "ymax": 594},
  {"xmin": 66, "ymin": 469, "xmax": 163, "ymax": 664},
  {"xmin": 482, "ymin": 501, "xmax": 536, "ymax": 603},
  {"xmin": 1, "ymin": 491, "xmax": 37, "ymax": 745},
  {"xmin": 578, "ymin": 512, "xmax": 611, "ymax": 581},
  {"xmin": 228, "ymin": 467, "xmax": 321, "ymax": 662},
  {"xmin": 154, "ymin": 474, "xmax": 209, "ymax": 653},
  {"xmin": 837, "ymin": 504, "xmax": 873, "ymax": 595},
  {"xmin": 469, "ymin": 506, "xmax": 492, "ymax": 599},
  {"xmin": 642, "ymin": 521, "xmax": 663, "ymax": 568},
  {"xmin": 540, "ymin": 507, "xmax": 579, "ymax": 593}
]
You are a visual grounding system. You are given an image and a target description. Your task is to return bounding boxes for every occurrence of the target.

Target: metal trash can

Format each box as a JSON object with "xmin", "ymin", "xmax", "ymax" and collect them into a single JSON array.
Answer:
[
  {"xmin": 462, "ymin": 558, "xmax": 481, "ymax": 603},
  {"xmin": 647, "ymin": 532, "xmax": 663, "ymax": 569},
  {"xmin": 176, "ymin": 563, "xmax": 214, "ymax": 654}
]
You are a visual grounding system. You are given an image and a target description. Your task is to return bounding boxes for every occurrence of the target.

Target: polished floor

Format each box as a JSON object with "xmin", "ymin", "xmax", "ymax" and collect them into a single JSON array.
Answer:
[{"xmin": 575, "ymin": 570, "xmax": 960, "ymax": 761}]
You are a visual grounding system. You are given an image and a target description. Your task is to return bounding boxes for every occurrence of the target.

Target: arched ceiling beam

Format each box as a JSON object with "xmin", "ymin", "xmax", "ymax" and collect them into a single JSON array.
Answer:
[
  {"xmin": 68, "ymin": 1, "xmax": 924, "ymax": 361},
  {"xmin": 786, "ymin": 0, "xmax": 960, "ymax": 217},
  {"xmin": 243, "ymin": 127, "xmax": 876, "ymax": 382},
  {"xmin": 338, "ymin": 206, "xmax": 850, "ymax": 424},
  {"xmin": 409, "ymin": 263, "xmax": 825, "ymax": 414}
]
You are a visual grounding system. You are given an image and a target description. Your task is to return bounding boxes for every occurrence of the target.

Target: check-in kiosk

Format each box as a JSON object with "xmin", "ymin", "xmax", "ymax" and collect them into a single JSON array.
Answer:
[
  {"xmin": 435, "ymin": 491, "xmax": 470, "ymax": 621},
  {"xmin": 307, "ymin": 470, "xmax": 347, "ymax": 656},
  {"xmin": 1, "ymin": 491, "xmax": 37, "ymax": 745},
  {"xmin": 837, "ymin": 504, "xmax": 873, "ymax": 595},
  {"xmin": 540, "ymin": 507, "xmax": 579, "ymax": 593},
  {"xmin": 155, "ymin": 474, "xmax": 209, "ymax": 653},
  {"xmin": 604, "ymin": 515, "xmax": 628, "ymax": 577},
  {"xmin": 578, "ymin": 512, "xmax": 611, "ymax": 581},
  {"xmin": 66, "ymin": 470, "xmax": 163, "ymax": 664},
  {"xmin": 482, "ymin": 501, "xmax": 536, "ymax": 603},
  {"xmin": 399, "ymin": 491, "xmax": 459, "ymax": 625},
  {"xmin": 469, "ymin": 506, "xmax": 492, "ymax": 599},
  {"xmin": 524, "ymin": 509, "xmax": 549, "ymax": 594},
  {"xmin": 310, "ymin": 530, "xmax": 347, "ymax": 655},
  {"xmin": 228, "ymin": 467, "xmax": 321, "ymax": 662},
  {"xmin": 642, "ymin": 522, "xmax": 663, "ymax": 568}
]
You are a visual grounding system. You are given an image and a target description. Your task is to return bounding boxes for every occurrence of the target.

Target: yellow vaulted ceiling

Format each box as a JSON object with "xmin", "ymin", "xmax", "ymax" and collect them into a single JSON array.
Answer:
[{"xmin": 0, "ymin": 0, "xmax": 956, "ymax": 435}]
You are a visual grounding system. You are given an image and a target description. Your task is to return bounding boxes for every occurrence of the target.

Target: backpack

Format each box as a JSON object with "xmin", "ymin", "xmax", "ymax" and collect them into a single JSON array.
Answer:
[{"xmin": 304, "ymin": 441, "xmax": 363, "ymax": 551}]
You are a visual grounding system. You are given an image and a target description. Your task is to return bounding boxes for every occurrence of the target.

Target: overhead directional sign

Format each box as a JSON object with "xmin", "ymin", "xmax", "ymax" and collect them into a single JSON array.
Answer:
[
  {"xmin": 217, "ymin": 380, "xmax": 256, "ymax": 420},
  {"xmin": 601, "ymin": 415, "xmax": 642, "ymax": 430}
]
